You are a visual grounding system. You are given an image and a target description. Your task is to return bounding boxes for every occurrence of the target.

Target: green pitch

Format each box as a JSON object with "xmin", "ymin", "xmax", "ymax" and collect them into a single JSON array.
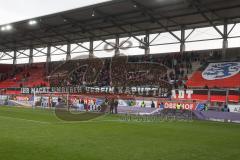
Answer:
[{"xmin": 0, "ymin": 106, "xmax": 240, "ymax": 160}]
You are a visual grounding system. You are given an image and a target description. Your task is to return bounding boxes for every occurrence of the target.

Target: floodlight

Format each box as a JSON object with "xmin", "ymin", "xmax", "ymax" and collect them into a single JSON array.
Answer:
[
  {"xmin": 1, "ymin": 25, "xmax": 12, "ymax": 31},
  {"xmin": 28, "ymin": 20, "xmax": 37, "ymax": 26},
  {"xmin": 1, "ymin": 26, "xmax": 6, "ymax": 31},
  {"xmin": 92, "ymin": 10, "xmax": 95, "ymax": 17},
  {"xmin": 5, "ymin": 25, "xmax": 12, "ymax": 30}
]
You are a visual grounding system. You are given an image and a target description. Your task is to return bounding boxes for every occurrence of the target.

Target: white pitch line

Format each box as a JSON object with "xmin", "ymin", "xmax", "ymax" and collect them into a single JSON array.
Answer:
[{"xmin": 0, "ymin": 115, "xmax": 51, "ymax": 124}]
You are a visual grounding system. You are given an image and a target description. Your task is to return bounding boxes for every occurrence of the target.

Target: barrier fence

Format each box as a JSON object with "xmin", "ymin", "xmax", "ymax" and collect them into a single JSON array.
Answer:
[{"xmin": 0, "ymin": 88, "xmax": 239, "ymax": 113}]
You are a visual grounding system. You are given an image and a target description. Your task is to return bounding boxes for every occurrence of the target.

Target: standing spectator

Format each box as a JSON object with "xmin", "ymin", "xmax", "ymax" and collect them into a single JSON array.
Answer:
[
  {"xmin": 114, "ymin": 99, "xmax": 119, "ymax": 114},
  {"xmin": 110, "ymin": 99, "xmax": 114, "ymax": 114},
  {"xmin": 160, "ymin": 102, "xmax": 164, "ymax": 110},
  {"xmin": 141, "ymin": 101, "xmax": 146, "ymax": 108},
  {"xmin": 151, "ymin": 101, "xmax": 155, "ymax": 108}
]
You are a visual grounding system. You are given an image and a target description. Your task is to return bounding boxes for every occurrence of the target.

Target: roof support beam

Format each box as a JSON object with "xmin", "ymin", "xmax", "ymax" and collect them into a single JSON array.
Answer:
[
  {"xmin": 1, "ymin": 2, "xmax": 240, "ymax": 52},
  {"xmin": 16, "ymin": 50, "xmax": 28, "ymax": 58},
  {"xmin": 33, "ymin": 47, "xmax": 47, "ymax": 56},
  {"xmin": 227, "ymin": 23, "xmax": 237, "ymax": 36},
  {"xmin": 94, "ymin": 9, "xmax": 147, "ymax": 46},
  {"xmin": 52, "ymin": 45, "xmax": 67, "ymax": 54},
  {"xmin": 180, "ymin": 27, "xmax": 186, "ymax": 54},
  {"xmin": 89, "ymin": 39, "xmax": 94, "ymax": 59},
  {"xmin": 1, "ymin": 51, "xmax": 13, "ymax": 58},
  {"xmin": 115, "ymin": 35, "xmax": 120, "ymax": 56},
  {"xmin": 13, "ymin": 50, "xmax": 17, "ymax": 65},
  {"xmin": 132, "ymin": 0, "xmax": 181, "ymax": 42},
  {"xmin": 185, "ymin": 28, "xmax": 195, "ymax": 41},
  {"xmin": 222, "ymin": 20, "xmax": 228, "ymax": 59},
  {"xmin": 0, "ymin": 52, "xmax": 5, "ymax": 59},
  {"xmin": 75, "ymin": 43, "xmax": 90, "ymax": 52},
  {"xmin": 46, "ymin": 45, "xmax": 51, "ymax": 63},
  {"xmin": 149, "ymin": 33, "xmax": 161, "ymax": 44},
  {"xmin": 189, "ymin": 0, "xmax": 224, "ymax": 37},
  {"xmin": 62, "ymin": 16, "xmax": 118, "ymax": 48},
  {"xmin": 46, "ymin": 44, "xmax": 51, "ymax": 74},
  {"xmin": 39, "ymin": 22, "xmax": 69, "ymax": 42},
  {"xmin": 144, "ymin": 33, "xmax": 150, "ymax": 55},
  {"xmin": 66, "ymin": 43, "xmax": 71, "ymax": 61},
  {"xmin": 29, "ymin": 47, "xmax": 33, "ymax": 64}
]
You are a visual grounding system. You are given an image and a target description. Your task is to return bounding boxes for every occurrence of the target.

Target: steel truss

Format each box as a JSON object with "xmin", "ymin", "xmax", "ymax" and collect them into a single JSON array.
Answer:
[{"xmin": 0, "ymin": 0, "xmax": 240, "ymax": 64}]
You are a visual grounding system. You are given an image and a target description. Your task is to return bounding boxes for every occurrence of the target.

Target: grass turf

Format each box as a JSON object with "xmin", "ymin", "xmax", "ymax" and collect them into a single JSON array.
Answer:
[{"xmin": 0, "ymin": 106, "xmax": 240, "ymax": 160}]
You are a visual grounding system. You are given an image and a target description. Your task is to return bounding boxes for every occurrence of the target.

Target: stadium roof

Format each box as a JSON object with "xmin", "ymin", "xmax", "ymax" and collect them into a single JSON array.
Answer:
[
  {"xmin": 0, "ymin": 0, "xmax": 111, "ymax": 26},
  {"xmin": 0, "ymin": 0, "xmax": 240, "ymax": 52}
]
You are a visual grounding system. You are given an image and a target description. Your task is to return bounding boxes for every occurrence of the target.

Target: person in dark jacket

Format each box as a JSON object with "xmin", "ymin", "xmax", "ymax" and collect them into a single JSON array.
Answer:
[
  {"xmin": 151, "ymin": 101, "xmax": 155, "ymax": 108},
  {"xmin": 114, "ymin": 99, "xmax": 119, "ymax": 114},
  {"xmin": 110, "ymin": 99, "xmax": 114, "ymax": 114}
]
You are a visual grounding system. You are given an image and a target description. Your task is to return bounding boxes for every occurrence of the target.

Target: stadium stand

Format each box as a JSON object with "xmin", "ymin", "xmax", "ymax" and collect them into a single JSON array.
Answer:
[
  {"xmin": 186, "ymin": 63, "xmax": 240, "ymax": 88},
  {"xmin": 1, "ymin": 50, "xmax": 239, "ymax": 92},
  {"xmin": 49, "ymin": 58, "xmax": 104, "ymax": 86},
  {"xmin": 0, "ymin": 63, "xmax": 47, "ymax": 88}
]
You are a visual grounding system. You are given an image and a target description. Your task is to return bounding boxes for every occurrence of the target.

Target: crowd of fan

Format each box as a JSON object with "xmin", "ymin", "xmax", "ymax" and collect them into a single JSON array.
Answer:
[
  {"xmin": 69, "ymin": 65, "xmax": 87, "ymax": 85},
  {"xmin": 112, "ymin": 60, "xmax": 169, "ymax": 87},
  {"xmin": 49, "ymin": 53, "xmax": 197, "ymax": 90},
  {"xmin": 0, "ymin": 73, "xmax": 9, "ymax": 81},
  {"xmin": 126, "ymin": 54, "xmax": 192, "ymax": 89},
  {"xmin": 0, "ymin": 50, "xmax": 229, "ymax": 92},
  {"xmin": 48, "ymin": 51, "xmax": 224, "ymax": 90},
  {"xmin": 96, "ymin": 60, "xmax": 111, "ymax": 86},
  {"xmin": 50, "ymin": 59, "xmax": 104, "ymax": 87}
]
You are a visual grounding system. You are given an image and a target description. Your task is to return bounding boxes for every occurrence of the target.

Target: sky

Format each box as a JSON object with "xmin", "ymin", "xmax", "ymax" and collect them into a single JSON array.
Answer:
[{"xmin": 0, "ymin": 0, "xmax": 111, "ymax": 25}]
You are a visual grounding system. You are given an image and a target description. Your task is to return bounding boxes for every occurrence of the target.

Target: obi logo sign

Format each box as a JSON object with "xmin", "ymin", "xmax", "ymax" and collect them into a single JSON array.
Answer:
[
  {"xmin": 164, "ymin": 102, "xmax": 196, "ymax": 110},
  {"xmin": 202, "ymin": 62, "xmax": 240, "ymax": 80}
]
